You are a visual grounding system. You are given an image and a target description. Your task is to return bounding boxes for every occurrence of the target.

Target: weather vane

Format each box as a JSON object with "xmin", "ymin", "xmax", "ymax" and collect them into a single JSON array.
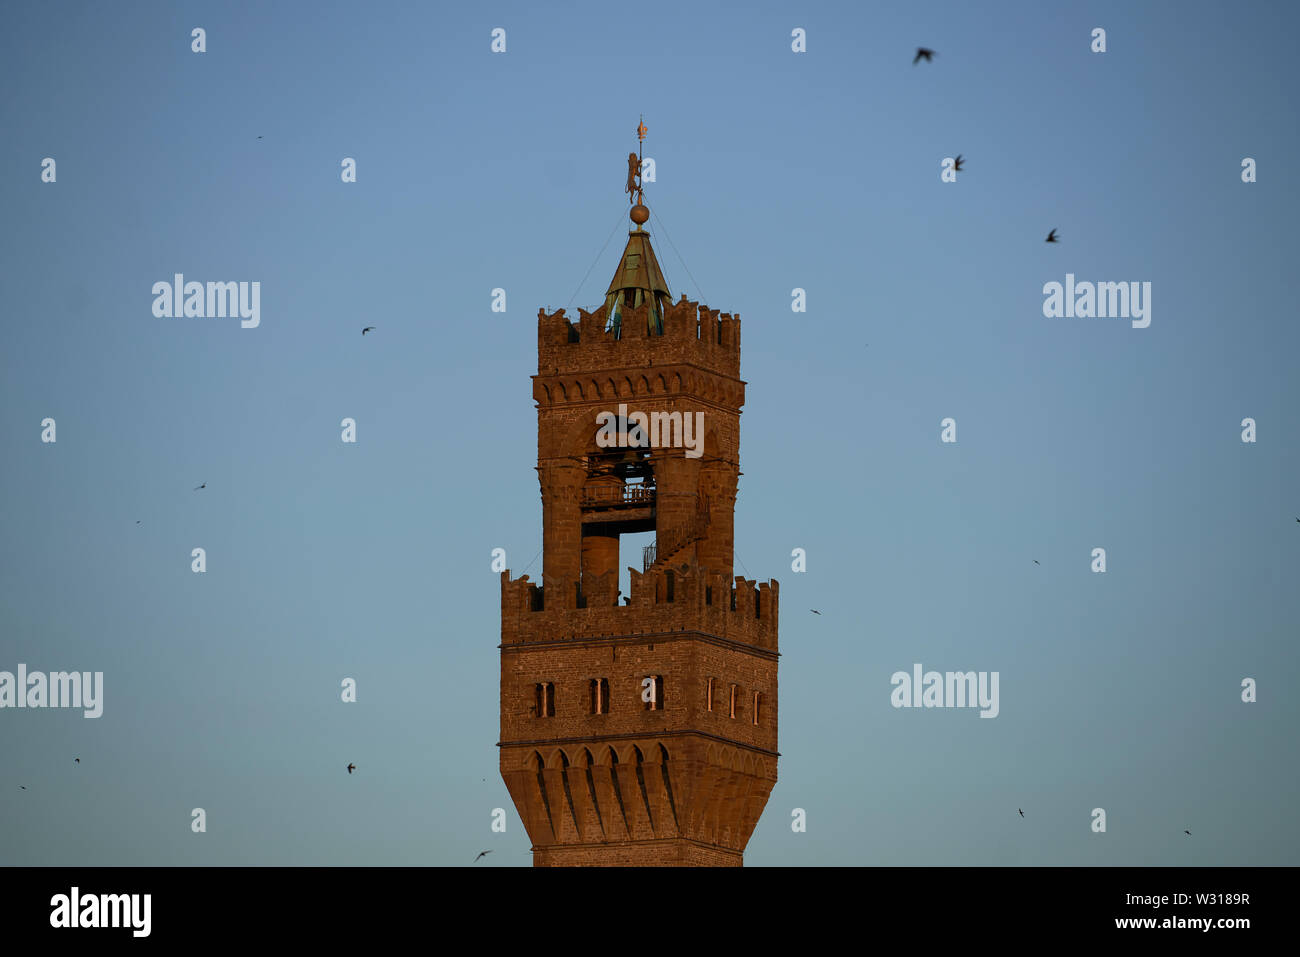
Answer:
[{"xmin": 627, "ymin": 116, "xmax": 650, "ymax": 227}]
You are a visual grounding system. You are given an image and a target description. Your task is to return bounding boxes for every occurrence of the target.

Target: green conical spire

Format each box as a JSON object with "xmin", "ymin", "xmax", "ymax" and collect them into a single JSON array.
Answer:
[{"xmin": 604, "ymin": 229, "xmax": 670, "ymax": 338}]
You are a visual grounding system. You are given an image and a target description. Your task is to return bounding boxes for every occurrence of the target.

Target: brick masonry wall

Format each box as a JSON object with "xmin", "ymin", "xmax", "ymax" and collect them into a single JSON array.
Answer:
[
  {"xmin": 500, "ymin": 633, "xmax": 777, "ymax": 753},
  {"xmin": 534, "ymin": 840, "xmax": 742, "ymax": 867}
]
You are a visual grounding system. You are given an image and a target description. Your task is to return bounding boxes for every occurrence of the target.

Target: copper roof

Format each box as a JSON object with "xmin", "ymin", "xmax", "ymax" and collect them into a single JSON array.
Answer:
[{"xmin": 605, "ymin": 228, "xmax": 671, "ymax": 300}]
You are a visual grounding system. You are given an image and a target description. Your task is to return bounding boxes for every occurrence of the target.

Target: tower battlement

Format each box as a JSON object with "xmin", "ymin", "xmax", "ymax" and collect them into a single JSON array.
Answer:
[
  {"xmin": 537, "ymin": 296, "xmax": 741, "ymax": 380},
  {"xmin": 500, "ymin": 564, "xmax": 779, "ymax": 651}
]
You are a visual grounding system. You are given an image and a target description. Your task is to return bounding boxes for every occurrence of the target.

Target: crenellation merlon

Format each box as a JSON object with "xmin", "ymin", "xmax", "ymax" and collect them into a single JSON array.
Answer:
[
  {"xmin": 536, "ymin": 297, "xmax": 741, "ymax": 380},
  {"xmin": 500, "ymin": 568, "xmax": 779, "ymax": 651}
]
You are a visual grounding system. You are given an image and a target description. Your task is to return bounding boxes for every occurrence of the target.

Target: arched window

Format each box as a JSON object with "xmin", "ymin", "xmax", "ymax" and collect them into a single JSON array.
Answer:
[
  {"xmin": 644, "ymin": 675, "xmax": 664, "ymax": 712},
  {"xmin": 535, "ymin": 682, "xmax": 555, "ymax": 717},
  {"xmin": 590, "ymin": 678, "xmax": 610, "ymax": 715}
]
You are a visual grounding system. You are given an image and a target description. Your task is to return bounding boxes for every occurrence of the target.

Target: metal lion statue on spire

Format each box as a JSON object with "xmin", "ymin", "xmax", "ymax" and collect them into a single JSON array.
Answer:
[{"xmin": 626, "ymin": 152, "xmax": 640, "ymax": 204}]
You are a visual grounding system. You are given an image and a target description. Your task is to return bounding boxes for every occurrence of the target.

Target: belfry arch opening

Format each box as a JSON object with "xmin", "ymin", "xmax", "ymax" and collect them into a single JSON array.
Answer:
[{"xmin": 581, "ymin": 423, "xmax": 658, "ymax": 604}]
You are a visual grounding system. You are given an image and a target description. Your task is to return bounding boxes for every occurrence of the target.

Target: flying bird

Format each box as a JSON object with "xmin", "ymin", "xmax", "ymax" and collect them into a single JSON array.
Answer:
[
  {"xmin": 257, "ymin": 136, "xmax": 263, "ymax": 139},
  {"xmin": 1184, "ymin": 830, "xmax": 1191, "ymax": 835},
  {"xmin": 74, "ymin": 758, "xmax": 80, "ymax": 764},
  {"xmin": 136, "ymin": 521, "xmax": 141, "ymax": 525},
  {"xmin": 913, "ymin": 47, "xmax": 935, "ymax": 65},
  {"xmin": 347, "ymin": 763, "xmax": 356, "ymax": 774},
  {"xmin": 1033, "ymin": 560, "xmax": 1040, "ymax": 565},
  {"xmin": 19, "ymin": 786, "xmax": 26, "ymax": 790},
  {"xmin": 810, "ymin": 609, "xmax": 821, "ymax": 615},
  {"xmin": 953, "ymin": 154, "xmax": 965, "ymax": 172},
  {"xmin": 1046, "ymin": 229, "xmax": 1059, "ymax": 243},
  {"xmin": 193, "ymin": 483, "xmax": 205, "ymax": 491},
  {"xmin": 362, "ymin": 326, "xmax": 376, "ymax": 335},
  {"xmin": 474, "ymin": 850, "xmax": 493, "ymax": 862},
  {"xmin": 1019, "ymin": 808, "xmax": 1024, "ymax": 817}
]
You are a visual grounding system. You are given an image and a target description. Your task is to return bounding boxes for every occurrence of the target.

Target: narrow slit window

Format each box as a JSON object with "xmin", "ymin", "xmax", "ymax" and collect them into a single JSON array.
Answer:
[
  {"xmin": 729, "ymin": 684, "xmax": 738, "ymax": 719},
  {"xmin": 706, "ymin": 677, "xmax": 715, "ymax": 712},
  {"xmin": 753, "ymin": 691, "xmax": 761, "ymax": 725}
]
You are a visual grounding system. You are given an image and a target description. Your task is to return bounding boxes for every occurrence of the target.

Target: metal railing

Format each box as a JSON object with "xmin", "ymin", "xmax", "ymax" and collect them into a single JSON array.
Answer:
[{"xmin": 581, "ymin": 484, "xmax": 656, "ymax": 508}]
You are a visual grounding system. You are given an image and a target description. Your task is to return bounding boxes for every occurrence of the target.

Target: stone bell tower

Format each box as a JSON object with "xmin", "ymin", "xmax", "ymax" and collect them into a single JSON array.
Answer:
[{"xmin": 498, "ymin": 123, "xmax": 779, "ymax": 866}]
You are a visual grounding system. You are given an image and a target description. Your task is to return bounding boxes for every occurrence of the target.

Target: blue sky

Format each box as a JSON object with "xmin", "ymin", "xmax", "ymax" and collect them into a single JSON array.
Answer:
[{"xmin": 1, "ymin": 0, "xmax": 1297, "ymax": 865}]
